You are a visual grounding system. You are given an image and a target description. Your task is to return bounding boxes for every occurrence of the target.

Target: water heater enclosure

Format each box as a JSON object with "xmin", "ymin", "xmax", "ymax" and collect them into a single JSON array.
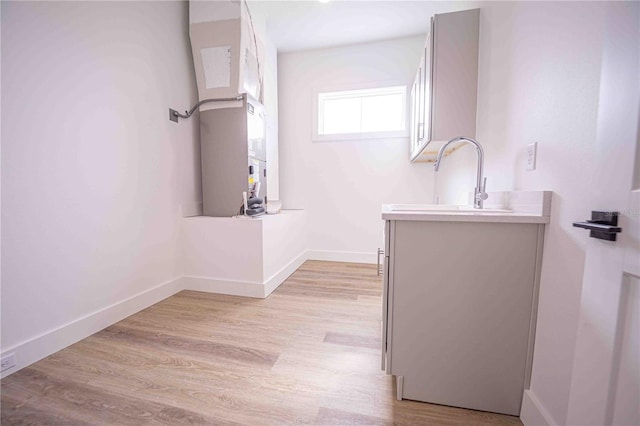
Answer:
[{"xmin": 200, "ymin": 97, "xmax": 266, "ymax": 217}]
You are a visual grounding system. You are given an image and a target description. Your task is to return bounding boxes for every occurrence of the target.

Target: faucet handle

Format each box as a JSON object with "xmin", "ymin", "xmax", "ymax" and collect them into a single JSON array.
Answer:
[{"xmin": 476, "ymin": 177, "xmax": 489, "ymax": 201}]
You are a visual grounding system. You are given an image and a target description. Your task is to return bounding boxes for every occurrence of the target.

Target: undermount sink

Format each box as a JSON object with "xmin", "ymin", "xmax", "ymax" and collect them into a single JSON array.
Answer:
[{"xmin": 387, "ymin": 204, "xmax": 512, "ymax": 213}]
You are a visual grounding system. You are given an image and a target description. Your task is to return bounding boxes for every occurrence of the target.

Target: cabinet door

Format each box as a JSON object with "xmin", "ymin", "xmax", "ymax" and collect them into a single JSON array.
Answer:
[
  {"xmin": 422, "ymin": 22, "xmax": 433, "ymax": 143},
  {"xmin": 417, "ymin": 53, "xmax": 426, "ymax": 142},
  {"xmin": 409, "ymin": 70, "xmax": 418, "ymax": 151},
  {"xmin": 390, "ymin": 221, "xmax": 539, "ymax": 415},
  {"xmin": 409, "ymin": 10, "xmax": 479, "ymax": 162},
  {"xmin": 409, "ymin": 19, "xmax": 434, "ymax": 159},
  {"xmin": 409, "ymin": 69, "xmax": 421, "ymax": 153}
]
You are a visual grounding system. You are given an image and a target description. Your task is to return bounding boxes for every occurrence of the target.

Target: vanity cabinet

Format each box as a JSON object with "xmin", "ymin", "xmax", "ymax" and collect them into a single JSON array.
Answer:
[
  {"xmin": 409, "ymin": 9, "xmax": 480, "ymax": 162},
  {"xmin": 381, "ymin": 216, "xmax": 546, "ymax": 416}
]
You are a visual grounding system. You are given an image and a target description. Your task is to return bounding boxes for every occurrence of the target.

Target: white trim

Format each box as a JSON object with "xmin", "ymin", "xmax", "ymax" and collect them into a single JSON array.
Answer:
[
  {"xmin": 306, "ymin": 249, "xmax": 377, "ymax": 264},
  {"xmin": 0, "ymin": 251, "xmax": 309, "ymax": 378},
  {"xmin": 182, "ymin": 250, "xmax": 308, "ymax": 298},
  {"xmin": 313, "ymin": 132, "xmax": 409, "ymax": 143},
  {"xmin": 521, "ymin": 390, "xmax": 557, "ymax": 426},
  {"xmin": 181, "ymin": 276, "xmax": 265, "ymax": 298},
  {"xmin": 0, "ymin": 249, "xmax": 364, "ymax": 378},
  {"xmin": 263, "ymin": 251, "xmax": 308, "ymax": 297},
  {"xmin": 0, "ymin": 277, "xmax": 183, "ymax": 379},
  {"xmin": 312, "ymin": 80, "xmax": 409, "ymax": 142}
]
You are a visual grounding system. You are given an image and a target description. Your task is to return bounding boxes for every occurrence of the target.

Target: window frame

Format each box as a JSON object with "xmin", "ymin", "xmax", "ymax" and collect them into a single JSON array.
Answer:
[{"xmin": 312, "ymin": 81, "xmax": 409, "ymax": 142}]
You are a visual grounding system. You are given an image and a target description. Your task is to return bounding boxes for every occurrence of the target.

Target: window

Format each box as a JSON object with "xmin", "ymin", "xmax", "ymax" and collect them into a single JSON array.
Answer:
[{"xmin": 314, "ymin": 85, "xmax": 408, "ymax": 141}]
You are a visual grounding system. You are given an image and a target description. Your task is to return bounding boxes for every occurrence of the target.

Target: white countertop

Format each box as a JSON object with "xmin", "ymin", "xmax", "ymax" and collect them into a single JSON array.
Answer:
[{"xmin": 382, "ymin": 191, "xmax": 552, "ymax": 224}]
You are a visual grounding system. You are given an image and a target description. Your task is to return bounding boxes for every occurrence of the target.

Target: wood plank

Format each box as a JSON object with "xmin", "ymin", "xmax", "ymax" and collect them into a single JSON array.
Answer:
[
  {"xmin": 1, "ymin": 260, "xmax": 522, "ymax": 425},
  {"xmin": 315, "ymin": 407, "xmax": 392, "ymax": 425},
  {"xmin": 323, "ymin": 332, "xmax": 381, "ymax": 350},
  {"xmin": 99, "ymin": 324, "xmax": 280, "ymax": 367},
  {"xmin": 2, "ymin": 368, "xmax": 235, "ymax": 425}
]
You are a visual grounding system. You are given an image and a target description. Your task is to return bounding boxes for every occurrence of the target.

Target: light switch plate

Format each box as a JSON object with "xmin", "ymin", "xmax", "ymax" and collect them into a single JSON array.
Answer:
[{"xmin": 526, "ymin": 142, "xmax": 537, "ymax": 171}]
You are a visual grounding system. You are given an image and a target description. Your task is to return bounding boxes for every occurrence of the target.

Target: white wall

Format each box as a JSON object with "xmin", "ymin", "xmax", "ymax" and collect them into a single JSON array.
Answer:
[
  {"xmin": 437, "ymin": 1, "xmax": 623, "ymax": 424},
  {"xmin": 3, "ymin": 4, "xmax": 633, "ymax": 422},
  {"xmin": 180, "ymin": 211, "xmax": 307, "ymax": 299},
  {"xmin": 1, "ymin": 1, "xmax": 198, "ymax": 367},
  {"xmin": 232, "ymin": 3, "xmax": 280, "ymax": 203},
  {"xmin": 278, "ymin": 2, "xmax": 630, "ymax": 424},
  {"xmin": 264, "ymin": 33, "xmax": 280, "ymax": 202},
  {"xmin": 249, "ymin": 2, "xmax": 281, "ymax": 202},
  {"xmin": 278, "ymin": 36, "xmax": 434, "ymax": 261}
]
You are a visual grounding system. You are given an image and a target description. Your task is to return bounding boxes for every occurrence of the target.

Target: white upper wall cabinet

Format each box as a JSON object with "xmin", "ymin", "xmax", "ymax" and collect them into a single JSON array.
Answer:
[{"xmin": 410, "ymin": 9, "xmax": 480, "ymax": 163}]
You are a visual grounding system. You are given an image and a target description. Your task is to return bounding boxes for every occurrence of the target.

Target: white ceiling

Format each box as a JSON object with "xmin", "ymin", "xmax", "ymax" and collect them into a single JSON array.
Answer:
[{"xmin": 248, "ymin": 0, "xmax": 479, "ymax": 52}]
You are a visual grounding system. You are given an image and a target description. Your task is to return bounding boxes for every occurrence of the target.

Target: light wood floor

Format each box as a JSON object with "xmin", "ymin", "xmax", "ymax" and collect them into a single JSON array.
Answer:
[{"xmin": 1, "ymin": 261, "xmax": 522, "ymax": 425}]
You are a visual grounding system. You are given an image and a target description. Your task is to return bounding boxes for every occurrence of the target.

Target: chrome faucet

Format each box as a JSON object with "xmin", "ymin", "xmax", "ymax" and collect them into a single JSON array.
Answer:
[{"xmin": 434, "ymin": 137, "xmax": 488, "ymax": 209}]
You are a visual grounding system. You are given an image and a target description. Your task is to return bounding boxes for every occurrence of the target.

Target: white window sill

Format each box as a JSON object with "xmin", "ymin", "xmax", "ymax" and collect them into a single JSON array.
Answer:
[{"xmin": 312, "ymin": 130, "xmax": 409, "ymax": 143}]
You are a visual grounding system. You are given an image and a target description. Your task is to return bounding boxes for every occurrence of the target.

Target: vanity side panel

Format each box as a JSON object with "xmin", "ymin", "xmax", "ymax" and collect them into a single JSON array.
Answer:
[
  {"xmin": 524, "ymin": 224, "xmax": 546, "ymax": 389},
  {"xmin": 383, "ymin": 220, "xmax": 396, "ymax": 374},
  {"xmin": 382, "ymin": 220, "xmax": 390, "ymax": 370},
  {"xmin": 389, "ymin": 220, "xmax": 538, "ymax": 416}
]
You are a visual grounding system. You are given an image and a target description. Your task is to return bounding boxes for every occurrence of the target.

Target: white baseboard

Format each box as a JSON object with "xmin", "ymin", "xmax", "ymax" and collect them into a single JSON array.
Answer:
[
  {"xmin": 0, "ymin": 249, "xmax": 359, "ymax": 378},
  {"xmin": 0, "ymin": 251, "xmax": 306, "ymax": 378},
  {"xmin": 183, "ymin": 251, "xmax": 308, "ymax": 298},
  {"xmin": 263, "ymin": 252, "xmax": 308, "ymax": 297},
  {"xmin": 521, "ymin": 390, "xmax": 556, "ymax": 426},
  {"xmin": 306, "ymin": 249, "xmax": 377, "ymax": 264},
  {"xmin": 0, "ymin": 277, "xmax": 183, "ymax": 379},
  {"xmin": 181, "ymin": 276, "xmax": 265, "ymax": 298}
]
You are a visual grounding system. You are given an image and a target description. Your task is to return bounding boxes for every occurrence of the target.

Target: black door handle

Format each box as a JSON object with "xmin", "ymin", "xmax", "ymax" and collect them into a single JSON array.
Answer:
[{"xmin": 573, "ymin": 211, "xmax": 621, "ymax": 241}]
